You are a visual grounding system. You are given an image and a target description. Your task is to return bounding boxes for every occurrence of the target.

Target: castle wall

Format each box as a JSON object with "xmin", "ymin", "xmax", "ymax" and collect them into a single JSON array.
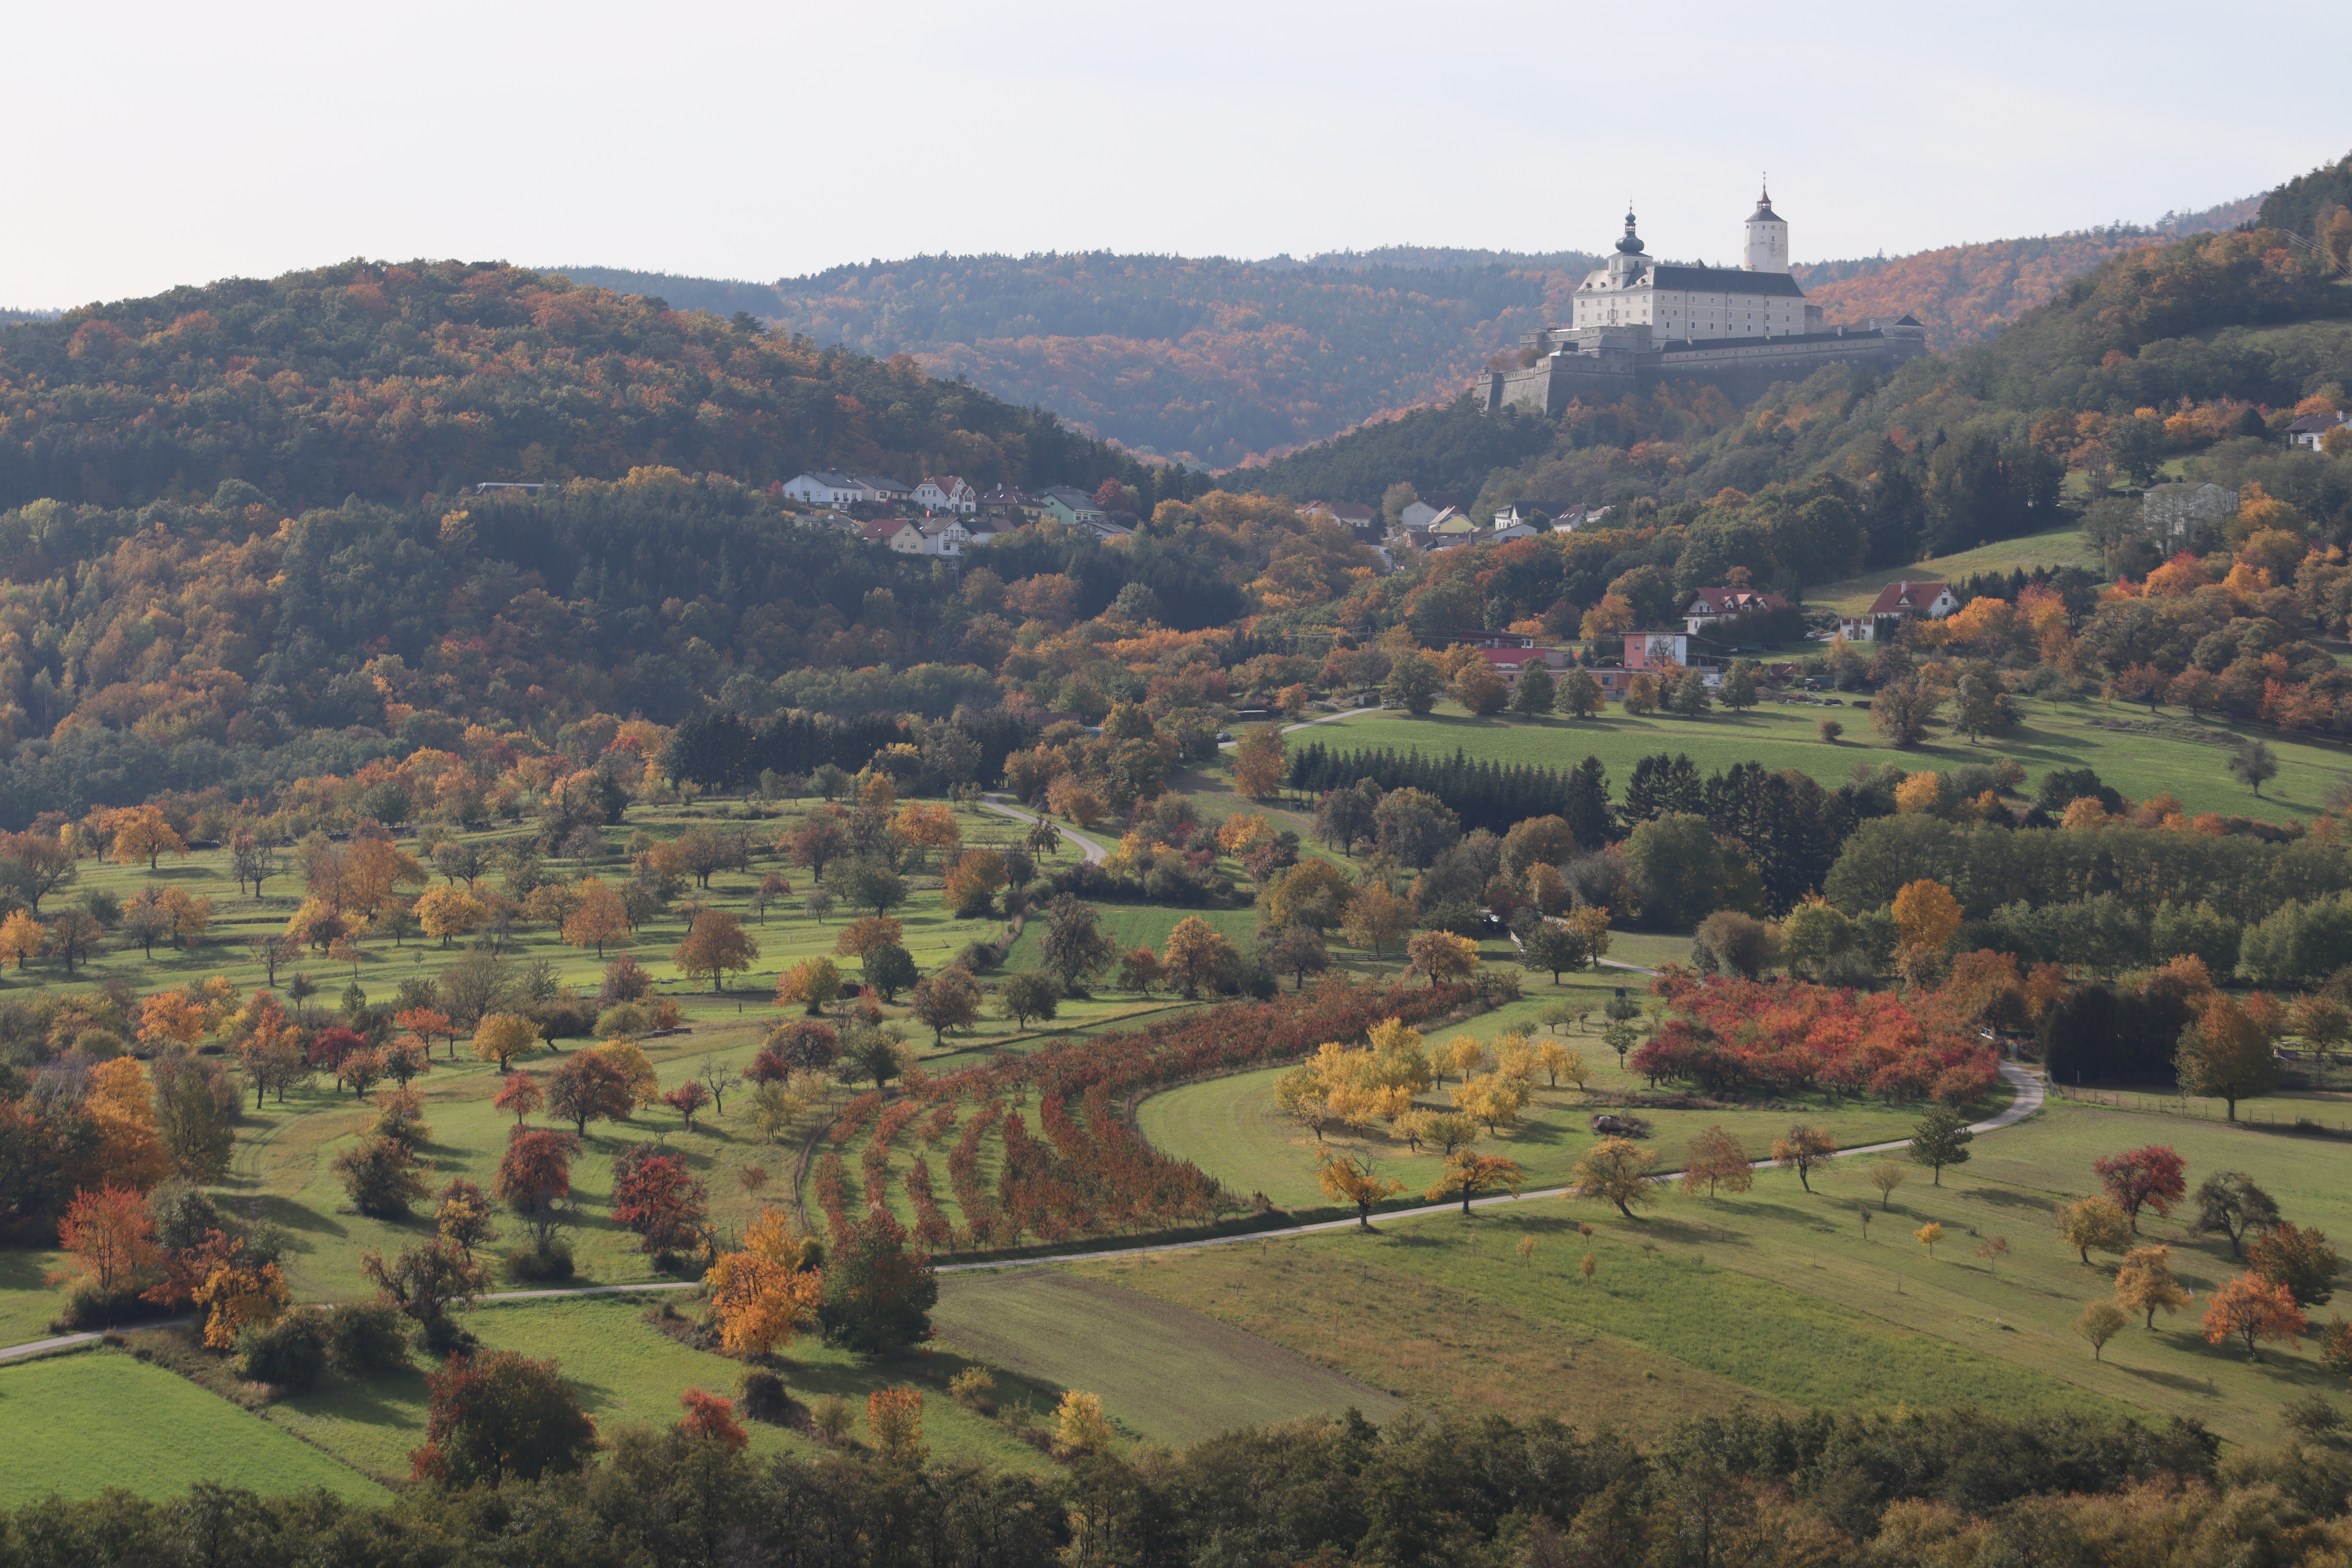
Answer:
[{"xmin": 1476, "ymin": 324, "xmax": 1926, "ymax": 416}]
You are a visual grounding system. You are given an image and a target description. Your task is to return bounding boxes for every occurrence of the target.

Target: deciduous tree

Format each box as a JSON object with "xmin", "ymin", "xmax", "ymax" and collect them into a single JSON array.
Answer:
[
  {"xmin": 546, "ymin": 1051, "xmax": 635, "ymax": 1136},
  {"xmin": 2113, "ymin": 1245, "xmax": 2190, "ymax": 1329},
  {"xmin": 2075, "ymin": 1299, "xmax": 2127, "ymax": 1361},
  {"xmin": 910, "ymin": 967, "xmax": 982, "ymax": 1046},
  {"xmin": 1232, "ymin": 727, "xmax": 1287, "ymax": 799},
  {"xmin": 1406, "ymin": 929, "xmax": 1479, "ymax": 987},
  {"xmin": 1908, "ymin": 1105, "xmax": 1973, "ymax": 1185},
  {"xmin": 2203, "ymin": 1272, "xmax": 2307, "ymax": 1361},
  {"xmin": 1773, "ymin": 1125, "xmax": 1837, "ymax": 1192},
  {"xmin": 2249, "ymin": 1223, "xmax": 2341, "ymax": 1308},
  {"xmin": 1427, "ymin": 1151, "xmax": 1524, "ymax": 1215},
  {"xmin": 412, "ymin": 1350, "xmax": 599, "ymax": 1488},
  {"xmin": 472, "ymin": 1012, "xmax": 543, "ymax": 1071},
  {"xmin": 2095, "ymin": 1145, "xmax": 2188, "ymax": 1232},
  {"xmin": 1568, "ymin": 1138, "xmax": 1656, "ymax": 1219},
  {"xmin": 1317, "ymin": 1150, "xmax": 1405, "ymax": 1230},
  {"xmin": 2193, "ymin": 1171, "xmax": 2278, "ymax": 1259},
  {"xmin": 2056, "ymin": 1196, "xmax": 2134, "ymax": 1265},
  {"xmin": 817, "ymin": 1211, "xmax": 937, "ymax": 1355},
  {"xmin": 1680, "ymin": 1126, "xmax": 1753, "ymax": 1198}
]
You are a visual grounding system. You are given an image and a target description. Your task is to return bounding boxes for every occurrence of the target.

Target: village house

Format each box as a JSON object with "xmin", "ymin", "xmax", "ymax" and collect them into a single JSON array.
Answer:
[
  {"xmin": 1837, "ymin": 579, "xmax": 1959, "ymax": 641},
  {"xmin": 2290, "ymin": 410, "xmax": 2351, "ymax": 452},
  {"xmin": 1681, "ymin": 586, "xmax": 1790, "ymax": 634},
  {"xmin": 783, "ymin": 470, "xmax": 867, "ymax": 508},
  {"xmin": 861, "ymin": 517, "xmax": 927, "ymax": 554},
  {"xmin": 920, "ymin": 517, "xmax": 973, "ymax": 556},
  {"xmin": 913, "ymin": 475, "xmax": 978, "ymax": 513},
  {"xmin": 1038, "ymin": 486, "xmax": 1106, "ymax": 528},
  {"xmin": 976, "ymin": 484, "xmax": 1038, "ymax": 524},
  {"xmin": 1398, "ymin": 492, "xmax": 1467, "ymax": 531},
  {"xmin": 860, "ymin": 475, "xmax": 916, "ymax": 507}
]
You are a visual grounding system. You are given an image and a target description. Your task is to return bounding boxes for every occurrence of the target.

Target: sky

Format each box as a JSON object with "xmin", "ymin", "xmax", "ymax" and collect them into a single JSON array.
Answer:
[{"xmin": 8, "ymin": 0, "xmax": 2347, "ymax": 309}]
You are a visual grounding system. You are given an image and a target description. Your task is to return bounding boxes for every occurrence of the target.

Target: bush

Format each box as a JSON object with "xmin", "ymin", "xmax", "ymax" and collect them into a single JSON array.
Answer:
[
  {"xmin": 323, "ymin": 1302, "xmax": 412, "ymax": 1376},
  {"xmin": 1472, "ymin": 966, "xmax": 1523, "ymax": 1004},
  {"xmin": 504, "ymin": 1239, "xmax": 577, "ymax": 1283},
  {"xmin": 739, "ymin": 1369, "xmax": 796, "ymax": 1425},
  {"xmin": 810, "ymin": 1393, "xmax": 853, "ymax": 1444},
  {"xmin": 237, "ymin": 1309, "xmax": 329, "ymax": 1392},
  {"xmin": 1420, "ymin": 900, "xmax": 1485, "ymax": 937}
]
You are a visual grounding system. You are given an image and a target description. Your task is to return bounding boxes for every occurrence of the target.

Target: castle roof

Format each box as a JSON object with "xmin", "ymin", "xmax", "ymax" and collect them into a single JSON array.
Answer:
[{"xmin": 1644, "ymin": 264, "xmax": 1806, "ymax": 297}]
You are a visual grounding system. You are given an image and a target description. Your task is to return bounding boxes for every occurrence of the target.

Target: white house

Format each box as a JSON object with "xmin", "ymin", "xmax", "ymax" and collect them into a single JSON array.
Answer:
[
  {"xmin": 1837, "ymin": 579, "xmax": 1959, "ymax": 641},
  {"xmin": 920, "ymin": 517, "xmax": 972, "ymax": 556},
  {"xmin": 1490, "ymin": 506, "xmax": 1540, "ymax": 540},
  {"xmin": 1681, "ymin": 586, "xmax": 1790, "ymax": 634},
  {"xmin": 914, "ymin": 476, "xmax": 977, "ymax": 513},
  {"xmin": 2290, "ymin": 411, "xmax": 2350, "ymax": 452},
  {"xmin": 2143, "ymin": 481, "xmax": 2239, "ymax": 537},
  {"xmin": 783, "ymin": 471, "xmax": 866, "ymax": 508}
]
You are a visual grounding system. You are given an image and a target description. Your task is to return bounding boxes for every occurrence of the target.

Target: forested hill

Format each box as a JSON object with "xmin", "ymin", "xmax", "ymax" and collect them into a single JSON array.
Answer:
[
  {"xmin": 564, "ymin": 253, "xmax": 1601, "ymax": 469},
  {"xmin": 0, "ymin": 260, "xmax": 1181, "ymax": 513},
  {"xmin": 554, "ymin": 195, "xmax": 2261, "ymax": 471}
]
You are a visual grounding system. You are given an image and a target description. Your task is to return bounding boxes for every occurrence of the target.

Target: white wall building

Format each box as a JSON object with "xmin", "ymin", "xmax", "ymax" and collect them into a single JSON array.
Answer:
[
  {"xmin": 784, "ymin": 471, "xmax": 867, "ymax": 508},
  {"xmin": 914, "ymin": 476, "xmax": 977, "ymax": 512},
  {"xmin": 1568, "ymin": 189, "xmax": 1820, "ymax": 342}
]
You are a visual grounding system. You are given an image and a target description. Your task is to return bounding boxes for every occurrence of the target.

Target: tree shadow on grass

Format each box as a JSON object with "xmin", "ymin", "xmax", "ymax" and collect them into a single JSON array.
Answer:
[
  {"xmin": 1951, "ymin": 1186, "xmax": 2055, "ymax": 1212},
  {"xmin": 2110, "ymin": 1358, "xmax": 2227, "ymax": 1395},
  {"xmin": 249, "ymin": 1193, "xmax": 346, "ymax": 1239}
]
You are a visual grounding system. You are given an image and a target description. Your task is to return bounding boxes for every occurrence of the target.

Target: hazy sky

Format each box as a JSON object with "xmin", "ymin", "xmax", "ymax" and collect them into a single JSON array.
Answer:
[{"xmin": 9, "ymin": 0, "xmax": 2347, "ymax": 308}]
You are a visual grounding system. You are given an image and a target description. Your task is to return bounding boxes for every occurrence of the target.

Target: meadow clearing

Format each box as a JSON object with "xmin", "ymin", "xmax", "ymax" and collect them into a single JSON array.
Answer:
[
  {"xmin": 1275, "ymin": 690, "xmax": 2352, "ymax": 822},
  {"xmin": 1096, "ymin": 1083, "xmax": 2352, "ymax": 1450}
]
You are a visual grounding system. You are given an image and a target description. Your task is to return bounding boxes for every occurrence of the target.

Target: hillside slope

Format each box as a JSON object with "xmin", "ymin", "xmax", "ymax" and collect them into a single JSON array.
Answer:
[{"xmin": 0, "ymin": 261, "xmax": 1184, "ymax": 512}]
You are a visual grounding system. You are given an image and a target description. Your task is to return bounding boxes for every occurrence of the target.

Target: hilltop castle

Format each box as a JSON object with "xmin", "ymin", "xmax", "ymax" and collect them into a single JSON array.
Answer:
[{"xmin": 1475, "ymin": 189, "xmax": 1928, "ymax": 415}]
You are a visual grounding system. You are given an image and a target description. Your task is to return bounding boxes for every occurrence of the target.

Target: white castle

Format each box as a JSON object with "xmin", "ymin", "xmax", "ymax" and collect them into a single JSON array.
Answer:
[{"xmin": 1477, "ymin": 187, "xmax": 1926, "ymax": 415}]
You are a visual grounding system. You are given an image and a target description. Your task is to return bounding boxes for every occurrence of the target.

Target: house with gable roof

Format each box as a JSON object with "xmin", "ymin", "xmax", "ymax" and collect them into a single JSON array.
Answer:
[
  {"xmin": 913, "ymin": 476, "xmax": 977, "ymax": 513},
  {"xmin": 1681, "ymin": 586, "xmax": 1790, "ymax": 634},
  {"xmin": 1837, "ymin": 579, "xmax": 1958, "ymax": 642}
]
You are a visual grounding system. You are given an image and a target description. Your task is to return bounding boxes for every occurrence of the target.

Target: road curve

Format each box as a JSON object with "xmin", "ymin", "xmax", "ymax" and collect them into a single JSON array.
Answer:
[
  {"xmin": 0, "ymin": 1067, "xmax": 2045, "ymax": 1360},
  {"xmin": 978, "ymin": 794, "xmax": 1109, "ymax": 865}
]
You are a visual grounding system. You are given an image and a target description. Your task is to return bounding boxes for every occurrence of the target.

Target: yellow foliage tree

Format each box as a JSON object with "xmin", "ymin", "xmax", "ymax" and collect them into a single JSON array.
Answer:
[
  {"xmin": 138, "ymin": 992, "xmax": 207, "ymax": 1050},
  {"xmin": 595, "ymin": 1038, "xmax": 662, "ymax": 1108},
  {"xmin": 1055, "ymin": 1390, "xmax": 1117, "ymax": 1455},
  {"xmin": 1406, "ymin": 930, "xmax": 1479, "ymax": 987},
  {"xmin": 706, "ymin": 1209, "xmax": 826, "ymax": 1355},
  {"xmin": 775, "ymin": 957, "xmax": 844, "ymax": 1015},
  {"xmin": 87, "ymin": 1058, "xmax": 172, "ymax": 1191},
  {"xmin": 1232, "ymin": 727, "xmax": 1287, "ymax": 800},
  {"xmin": 416, "ymin": 886, "xmax": 488, "ymax": 948},
  {"xmin": 0, "ymin": 909, "xmax": 44, "ymax": 970},
  {"xmin": 472, "ymin": 1012, "xmax": 543, "ymax": 1071},
  {"xmin": 1317, "ymin": 1150, "xmax": 1405, "ymax": 1229},
  {"xmin": 1893, "ymin": 879, "xmax": 1962, "ymax": 955}
]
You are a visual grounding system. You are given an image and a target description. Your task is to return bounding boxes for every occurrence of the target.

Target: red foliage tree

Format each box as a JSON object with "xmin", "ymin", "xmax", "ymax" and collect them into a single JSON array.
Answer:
[
  {"xmin": 610, "ymin": 1150, "xmax": 709, "ymax": 1255},
  {"xmin": 677, "ymin": 1387, "xmax": 748, "ymax": 1450},
  {"xmin": 2094, "ymin": 1145, "xmax": 2189, "ymax": 1232}
]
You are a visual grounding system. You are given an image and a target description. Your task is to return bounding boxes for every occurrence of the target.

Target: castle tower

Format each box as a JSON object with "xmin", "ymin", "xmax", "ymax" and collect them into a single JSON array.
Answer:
[
  {"xmin": 1606, "ymin": 205, "xmax": 1648, "ymax": 283},
  {"xmin": 1743, "ymin": 184, "xmax": 1788, "ymax": 274}
]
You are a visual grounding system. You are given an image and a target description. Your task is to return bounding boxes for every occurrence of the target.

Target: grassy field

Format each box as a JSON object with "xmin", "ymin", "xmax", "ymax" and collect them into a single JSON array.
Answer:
[
  {"xmin": 1284, "ymin": 697, "xmax": 2352, "ymax": 822},
  {"xmin": 0, "ymin": 1352, "xmax": 385, "ymax": 1505},
  {"xmin": 1808, "ymin": 527, "xmax": 2103, "ymax": 615},
  {"xmin": 1136, "ymin": 989, "xmax": 2008, "ymax": 1209},
  {"xmin": 931, "ymin": 1270, "xmax": 1402, "ymax": 1445},
  {"xmin": 1099, "ymin": 1082, "xmax": 2352, "ymax": 1448}
]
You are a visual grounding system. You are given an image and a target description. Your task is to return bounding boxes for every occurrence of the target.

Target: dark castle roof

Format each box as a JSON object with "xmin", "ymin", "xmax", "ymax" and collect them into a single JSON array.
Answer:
[{"xmin": 1643, "ymin": 264, "xmax": 1806, "ymax": 297}]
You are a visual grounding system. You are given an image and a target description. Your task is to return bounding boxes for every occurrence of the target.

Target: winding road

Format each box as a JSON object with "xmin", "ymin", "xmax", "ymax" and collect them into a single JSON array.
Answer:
[
  {"xmin": 978, "ymin": 793, "xmax": 1110, "ymax": 864},
  {"xmin": 0, "ymin": 1065, "xmax": 2044, "ymax": 1361}
]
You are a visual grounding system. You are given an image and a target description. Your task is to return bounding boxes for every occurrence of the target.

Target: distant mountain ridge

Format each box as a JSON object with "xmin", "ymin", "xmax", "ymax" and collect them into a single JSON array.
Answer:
[{"xmin": 551, "ymin": 188, "xmax": 2265, "ymax": 470}]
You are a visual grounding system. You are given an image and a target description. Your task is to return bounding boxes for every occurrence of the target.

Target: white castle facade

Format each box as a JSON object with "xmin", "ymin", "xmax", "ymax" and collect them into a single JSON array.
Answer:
[{"xmin": 1477, "ymin": 189, "xmax": 1927, "ymax": 415}]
